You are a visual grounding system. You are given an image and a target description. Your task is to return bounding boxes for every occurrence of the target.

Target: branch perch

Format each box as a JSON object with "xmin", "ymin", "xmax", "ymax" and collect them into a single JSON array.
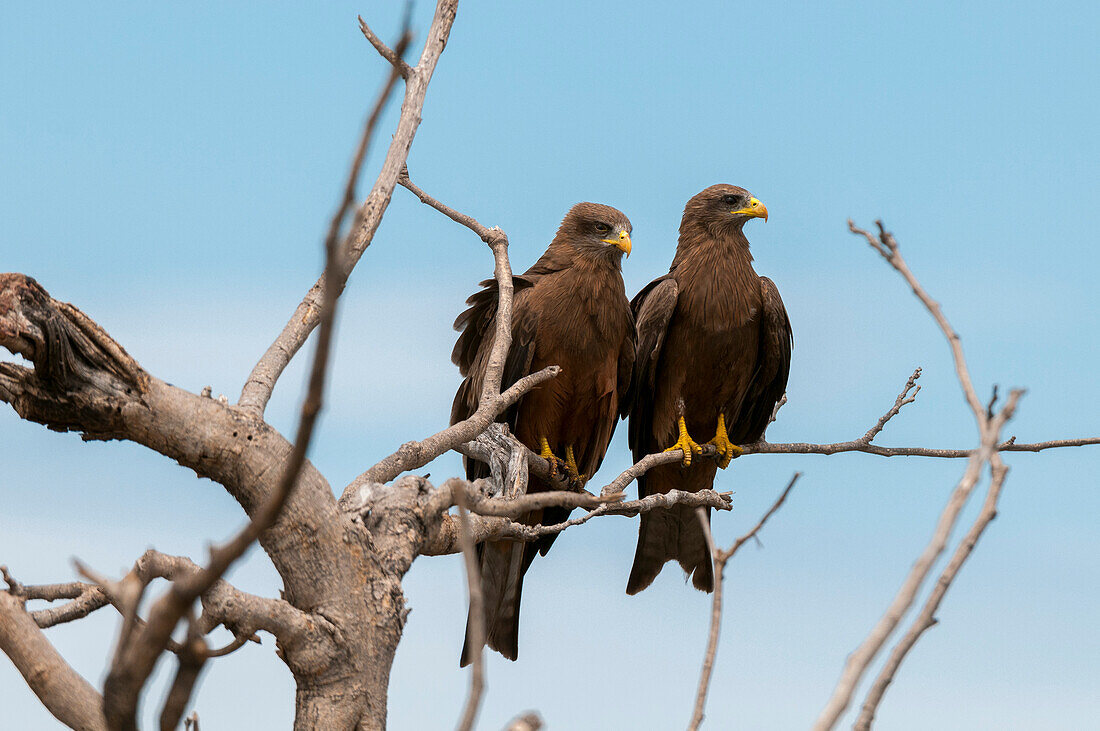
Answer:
[{"xmin": 813, "ymin": 221, "xmax": 1029, "ymax": 730}]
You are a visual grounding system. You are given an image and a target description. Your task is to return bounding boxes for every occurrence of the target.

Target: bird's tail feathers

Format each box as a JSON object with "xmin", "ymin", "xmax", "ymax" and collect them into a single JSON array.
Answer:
[
  {"xmin": 460, "ymin": 540, "xmax": 526, "ymax": 666},
  {"xmin": 626, "ymin": 503, "xmax": 713, "ymax": 595}
]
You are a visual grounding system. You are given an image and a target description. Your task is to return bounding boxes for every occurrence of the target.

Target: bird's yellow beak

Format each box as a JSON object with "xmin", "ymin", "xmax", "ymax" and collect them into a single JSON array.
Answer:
[
  {"xmin": 732, "ymin": 197, "xmax": 768, "ymax": 222},
  {"xmin": 602, "ymin": 230, "xmax": 632, "ymax": 256}
]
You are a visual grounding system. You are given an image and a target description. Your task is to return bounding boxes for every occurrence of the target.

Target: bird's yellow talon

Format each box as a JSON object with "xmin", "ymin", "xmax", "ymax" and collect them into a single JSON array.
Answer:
[
  {"xmin": 664, "ymin": 416, "xmax": 702, "ymax": 466},
  {"xmin": 563, "ymin": 445, "xmax": 585, "ymax": 484},
  {"xmin": 708, "ymin": 414, "xmax": 742, "ymax": 469},
  {"xmin": 539, "ymin": 436, "xmax": 563, "ymax": 478}
]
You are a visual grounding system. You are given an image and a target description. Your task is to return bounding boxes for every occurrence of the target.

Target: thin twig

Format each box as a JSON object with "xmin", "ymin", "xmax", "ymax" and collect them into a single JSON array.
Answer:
[
  {"xmin": 237, "ymin": 6, "xmax": 447, "ymax": 416},
  {"xmin": 441, "ymin": 477, "xmax": 621, "ymax": 517},
  {"xmin": 99, "ymin": 22, "xmax": 383, "ymax": 722},
  {"xmin": 202, "ymin": 633, "xmax": 254, "ymax": 659},
  {"xmin": 346, "ymin": 173, "xmax": 565, "ymax": 491},
  {"xmin": 158, "ymin": 612, "xmax": 208, "ymax": 731},
  {"xmin": 688, "ymin": 508, "xmax": 723, "ymax": 731},
  {"xmin": 455, "ymin": 491, "xmax": 485, "ymax": 731},
  {"xmin": 853, "ymin": 454, "xmax": 1010, "ymax": 730},
  {"xmin": 813, "ymin": 222, "xmax": 1023, "ymax": 730},
  {"xmin": 862, "ymin": 368, "xmax": 921, "ymax": 443},
  {"xmin": 689, "ymin": 474, "xmax": 800, "ymax": 730},
  {"xmin": 743, "ymin": 435, "xmax": 1099, "ymax": 459},
  {"xmin": 768, "ymin": 393, "xmax": 788, "ymax": 425},
  {"xmin": 716, "ymin": 473, "xmax": 801, "ymax": 564},
  {"xmin": 851, "ymin": 221, "xmax": 985, "ymax": 421},
  {"xmin": 421, "ymin": 488, "xmax": 733, "ymax": 556},
  {"xmin": 358, "ymin": 14, "xmax": 413, "ymax": 78}
]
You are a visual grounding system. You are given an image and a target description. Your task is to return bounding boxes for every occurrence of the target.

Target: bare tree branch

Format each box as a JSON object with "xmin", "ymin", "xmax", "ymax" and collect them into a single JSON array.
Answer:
[
  {"xmin": 689, "ymin": 474, "xmax": 800, "ymax": 731},
  {"xmin": 862, "ymin": 368, "xmax": 922, "ymax": 442},
  {"xmin": 238, "ymin": 4, "xmax": 454, "ymax": 417},
  {"xmin": 454, "ymin": 491, "xmax": 485, "ymax": 731},
  {"xmin": 421, "ymin": 487, "xmax": 733, "ymax": 556},
  {"xmin": 742, "ymin": 363, "xmax": 1092, "ymax": 459},
  {"xmin": 399, "ymin": 167, "xmax": 496, "ymax": 241},
  {"xmin": 689, "ymin": 508, "xmax": 723, "ymax": 731},
  {"xmin": 851, "ymin": 221, "xmax": 986, "ymax": 421},
  {"xmin": 97, "ymin": 90, "xmax": 348, "ymax": 726},
  {"xmin": 358, "ymin": 14, "xmax": 413, "ymax": 79},
  {"xmin": 0, "ymin": 572, "xmax": 111, "ymax": 630},
  {"xmin": 346, "ymin": 171, "xmax": 571, "ymax": 494},
  {"xmin": 158, "ymin": 612, "xmax": 208, "ymax": 731},
  {"xmin": 853, "ymin": 454, "xmax": 1011, "ymax": 730},
  {"xmin": 0, "ymin": 588, "xmax": 107, "ymax": 731},
  {"xmin": 813, "ymin": 221, "xmax": 1027, "ymax": 730},
  {"xmin": 349, "ymin": 365, "xmax": 559, "ymax": 489},
  {"xmin": 744, "ymin": 435, "xmax": 1099, "ymax": 458},
  {"xmin": 202, "ymin": 633, "xmax": 255, "ymax": 659},
  {"xmin": 133, "ymin": 551, "xmax": 330, "ymax": 651},
  {"xmin": 31, "ymin": 586, "xmax": 110, "ymax": 629},
  {"xmin": 439, "ymin": 477, "xmax": 621, "ymax": 517}
]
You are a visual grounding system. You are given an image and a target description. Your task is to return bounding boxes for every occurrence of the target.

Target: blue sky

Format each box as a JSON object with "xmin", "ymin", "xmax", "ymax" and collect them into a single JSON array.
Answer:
[{"xmin": 2, "ymin": 1, "xmax": 1098, "ymax": 728}]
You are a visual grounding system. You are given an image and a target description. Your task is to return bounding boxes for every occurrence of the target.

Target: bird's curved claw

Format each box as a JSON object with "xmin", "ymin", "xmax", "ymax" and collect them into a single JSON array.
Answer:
[
  {"xmin": 546, "ymin": 455, "xmax": 568, "ymax": 481},
  {"xmin": 708, "ymin": 414, "xmax": 743, "ymax": 469},
  {"xmin": 563, "ymin": 445, "xmax": 587, "ymax": 489},
  {"xmin": 709, "ymin": 434, "xmax": 742, "ymax": 469},
  {"xmin": 664, "ymin": 417, "xmax": 704, "ymax": 466},
  {"xmin": 539, "ymin": 436, "xmax": 571, "ymax": 484}
]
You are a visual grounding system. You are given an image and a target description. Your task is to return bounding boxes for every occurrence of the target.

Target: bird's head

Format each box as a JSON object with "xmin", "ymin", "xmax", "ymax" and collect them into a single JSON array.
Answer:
[
  {"xmin": 555, "ymin": 202, "xmax": 632, "ymax": 262},
  {"xmin": 684, "ymin": 184, "xmax": 768, "ymax": 237}
]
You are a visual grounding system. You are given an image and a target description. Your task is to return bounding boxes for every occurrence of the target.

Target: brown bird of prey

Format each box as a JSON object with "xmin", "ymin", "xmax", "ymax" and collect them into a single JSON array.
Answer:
[
  {"xmin": 452, "ymin": 202, "xmax": 635, "ymax": 663},
  {"xmin": 625, "ymin": 184, "xmax": 791, "ymax": 594}
]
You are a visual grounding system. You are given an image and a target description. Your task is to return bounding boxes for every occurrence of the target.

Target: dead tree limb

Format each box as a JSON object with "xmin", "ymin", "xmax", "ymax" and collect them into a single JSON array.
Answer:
[
  {"xmin": 688, "ymin": 474, "xmax": 800, "ymax": 731},
  {"xmin": 94, "ymin": 25, "xmax": 355, "ymax": 721},
  {"xmin": 347, "ymin": 170, "xmax": 562, "ymax": 490},
  {"xmin": 238, "ymin": 4, "xmax": 451, "ymax": 417},
  {"xmin": 454, "ymin": 492, "xmax": 485, "ymax": 731},
  {"xmin": 852, "ymin": 453, "xmax": 1011, "ymax": 730},
  {"xmin": 0, "ymin": 588, "xmax": 108, "ymax": 731},
  {"xmin": 812, "ymin": 221, "xmax": 1028, "ymax": 730}
]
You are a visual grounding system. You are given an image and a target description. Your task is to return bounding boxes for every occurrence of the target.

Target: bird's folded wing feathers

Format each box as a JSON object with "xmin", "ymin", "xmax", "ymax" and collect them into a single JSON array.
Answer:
[{"xmin": 626, "ymin": 276, "xmax": 679, "ymax": 474}]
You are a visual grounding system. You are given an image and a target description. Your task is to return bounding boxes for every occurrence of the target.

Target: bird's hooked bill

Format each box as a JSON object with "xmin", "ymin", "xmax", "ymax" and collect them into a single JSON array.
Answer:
[
  {"xmin": 732, "ymin": 197, "xmax": 768, "ymax": 222},
  {"xmin": 601, "ymin": 230, "xmax": 632, "ymax": 256}
]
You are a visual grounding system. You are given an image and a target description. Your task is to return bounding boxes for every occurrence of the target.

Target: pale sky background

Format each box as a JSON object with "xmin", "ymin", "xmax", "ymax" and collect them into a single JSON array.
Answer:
[{"xmin": 2, "ymin": 1, "xmax": 1098, "ymax": 729}]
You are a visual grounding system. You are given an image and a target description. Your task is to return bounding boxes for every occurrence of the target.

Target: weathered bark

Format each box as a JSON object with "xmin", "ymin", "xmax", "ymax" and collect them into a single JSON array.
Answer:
[
  {"xmin": 0, "ymin": 591, "xmax": 108, "ymax": 731},
  {"xmin": 0, "ymin": 273, "xmax": 424, "ymax": 728}
]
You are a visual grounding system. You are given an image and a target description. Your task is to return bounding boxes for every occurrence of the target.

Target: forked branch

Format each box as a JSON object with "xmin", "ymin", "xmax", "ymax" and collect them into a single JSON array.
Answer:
[
  {"xmin": 813, "ymin": 221, "xmax": 1030, "ymax": 730},
  {"xmin": 238, "ymin": 3, "xmax": 455, "ymax": 417}
]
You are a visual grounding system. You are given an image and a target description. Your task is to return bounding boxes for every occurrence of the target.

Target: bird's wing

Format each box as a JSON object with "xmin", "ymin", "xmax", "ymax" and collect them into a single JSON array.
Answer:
[
  {"xmin": 569, "ymin": 310, "xmax": 636, "ymax": 482},
  {"xmin": 626, "ymin": 275, "xmax": 679, "ymax": 473},
  {"xmin": 616, "ymin": 311, "xmax": 637, "ymax": 420},
  {"xmin": 450, "ymin": 275, "xmax": 538, "ymax": 480},
  {"xmin": 735, "ymin": 276, "xmax": 792, "ymax": 443},
  {"xmin": 452, "ymin": 275, "xmax": 540, "ymax": 665}
]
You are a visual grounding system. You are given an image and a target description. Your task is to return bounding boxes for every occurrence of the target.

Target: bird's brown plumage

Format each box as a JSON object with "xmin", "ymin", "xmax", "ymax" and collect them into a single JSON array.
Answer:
[
  {"xmin": 452, "ymin": 202, "xmax": 635, "ymax": 663},
  {"xmin": 626, "ymin": 184, "xmax": 791, "ymax": 594}
]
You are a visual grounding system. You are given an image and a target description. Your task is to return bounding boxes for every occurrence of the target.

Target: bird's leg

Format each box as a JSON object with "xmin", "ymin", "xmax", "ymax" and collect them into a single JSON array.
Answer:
[
  {"xmin": 538, "ymin": 436, "xmax": 567, "ymax": 480},
  {"xmin": 708, "ymin": 413, "xmax": 743, "ymax": 469},
  {"xmin": 663, "ymin": 416, "xmax": 704, "ymax": 467},
  {"xmin": 563, "ymin": 444, "xmax": 586, "ymax": 487}
]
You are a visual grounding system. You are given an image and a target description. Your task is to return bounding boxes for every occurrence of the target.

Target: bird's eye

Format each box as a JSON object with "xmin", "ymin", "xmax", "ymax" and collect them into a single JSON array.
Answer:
[
  {"xmin": 594, "ymin": 222, "xmax": 612, "ymax": 234},
  {"xmin": 722, "ymin": 194, "xmax": 740, "ymax": 206}
]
